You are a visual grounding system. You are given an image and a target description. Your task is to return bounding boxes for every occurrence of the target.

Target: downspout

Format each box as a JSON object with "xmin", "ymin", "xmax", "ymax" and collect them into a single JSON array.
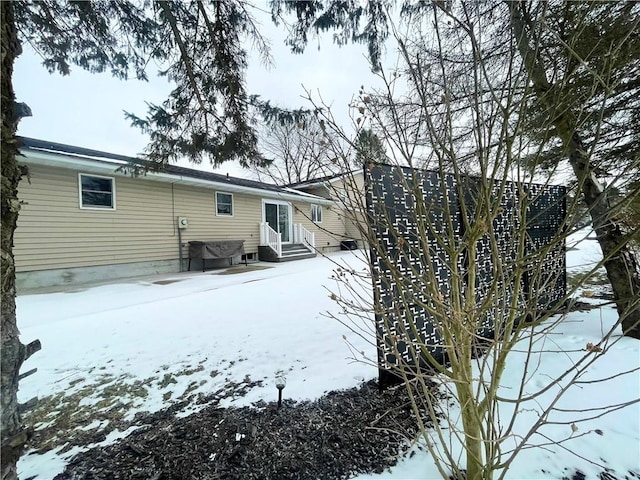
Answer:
[
  {"xmin": 172, "ymin": 183, "xmax": 183, "ymax": 272},
  {"xmin": 178, "ymin": 221, "xmax": 183, "ymax": 272}
]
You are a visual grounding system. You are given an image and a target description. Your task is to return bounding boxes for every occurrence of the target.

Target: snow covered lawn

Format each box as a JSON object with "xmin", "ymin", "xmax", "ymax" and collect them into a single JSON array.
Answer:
[
  {"xmin": 16, "ymin": 237, "xmax": 640, "ymax": 479},
  {"xmin": 17, "ymin": 251, "xmax": 376, "ymax": 479}
]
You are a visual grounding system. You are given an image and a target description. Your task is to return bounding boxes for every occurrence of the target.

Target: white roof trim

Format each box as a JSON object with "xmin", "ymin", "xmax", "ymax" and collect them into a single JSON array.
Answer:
[{"xmin": 21, "ymin": 149, "xmax": 335, "ymax": 205}]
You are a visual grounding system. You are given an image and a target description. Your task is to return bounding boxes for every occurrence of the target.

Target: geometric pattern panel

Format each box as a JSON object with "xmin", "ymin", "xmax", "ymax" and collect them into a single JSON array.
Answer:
[
  {"xmin": 524, "ymin": 183, "xmax": 567, "ymax": 310},
  {"xmin": 365, "ymin": 163, "xmax": 566, "ymax": 374}
]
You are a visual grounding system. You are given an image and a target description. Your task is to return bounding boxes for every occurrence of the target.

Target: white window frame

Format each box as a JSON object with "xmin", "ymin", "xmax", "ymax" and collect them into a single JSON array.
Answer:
[
  {"xmin": 216, "ymin": 191, "xmax": 234, "ymax": 216},
  {"xmin": 262, "ymin": 199, "xmax": 293, "ymax": 244},
  {"xmin": 78, "ymin": 173, "xmax": 116, "ymax": 210},
  {"xmin": 311, "ymin": 204, "xmax": 322, "ymax": 223}
]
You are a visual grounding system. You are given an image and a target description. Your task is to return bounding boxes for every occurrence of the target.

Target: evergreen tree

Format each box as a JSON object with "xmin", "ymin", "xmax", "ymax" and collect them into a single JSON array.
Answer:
[
  {"xmin": 354, "ymin": 128, "xmax": 387, "ymax": 166},
  {"xmin": 515, "ymin": 2, "xmax": 640, "ymax": 181},
  {"xmin": 2, "ymin": 2, "xmax": 305, "ymax": 477},
  {"xmin": 508, "ymin": 0, "xmax": 640, "ymax": 338},
  {"xmin": 2, "ymin": 4, "xmax": 29, "ymax": 478}
]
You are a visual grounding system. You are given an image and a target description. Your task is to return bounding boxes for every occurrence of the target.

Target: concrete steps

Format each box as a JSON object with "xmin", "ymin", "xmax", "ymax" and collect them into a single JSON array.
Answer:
[{"xmin": 258, "ymin": 243, "xmax": 316, "ymax": 262}]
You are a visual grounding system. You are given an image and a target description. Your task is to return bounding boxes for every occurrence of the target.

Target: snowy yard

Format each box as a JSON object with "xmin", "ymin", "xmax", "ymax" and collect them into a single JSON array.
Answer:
[{"xmin": 16, "ymin": 237, "xmax": 640, "ymax": 479}]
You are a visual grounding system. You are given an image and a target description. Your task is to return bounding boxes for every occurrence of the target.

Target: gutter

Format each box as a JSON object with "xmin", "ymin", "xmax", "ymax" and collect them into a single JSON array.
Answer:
[{"xmin": 20, "ymin": 148, "xmax": 335, "ymax": 206}]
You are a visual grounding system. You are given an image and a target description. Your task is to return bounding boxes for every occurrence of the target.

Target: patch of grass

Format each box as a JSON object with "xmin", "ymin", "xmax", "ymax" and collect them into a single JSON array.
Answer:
[
  {"xmin": 101, "ymin": 379, "xmax": 150, "ymax": 400},
  {"xmin": 152, "ymin": 279, "xmax": 181, "ymax": 285},
  {"xmin": 68, "ymin": 377, "xmax": 86, "ymax": 388},
  {"xmin": 218, "ymin": 265, "xmax": 273, "ymax": 275},
  {"xmin": 158, "ymin": 374, "xmax": 177, "ymax": 388},
  {"xmin": 23, "ymin": 373, "xmax": 152, "ymax": 455},
  {"xmin": 178, "ymin": 381, "xmax": 201, "ymax": 401},
  {"xmin": 177, "ymin": 364, "xmax": 205, "ymax": 376},
  {"xmin": 23, "ymin": 365, "xmax": 263, "ymax": 461}
]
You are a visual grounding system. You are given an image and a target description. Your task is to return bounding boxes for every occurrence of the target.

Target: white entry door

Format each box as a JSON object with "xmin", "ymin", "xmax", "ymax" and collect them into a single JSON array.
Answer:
[{"xmin": 263, "ymin": 201, "xmax": 292, "ymax": 243}]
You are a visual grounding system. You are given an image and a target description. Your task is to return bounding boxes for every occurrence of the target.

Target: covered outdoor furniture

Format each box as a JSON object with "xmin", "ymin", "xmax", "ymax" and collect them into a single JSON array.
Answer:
[
  {"xmin": 188, "ymin": 240, "xmax": 246, "ymax": 272},
  {"xmin": 340, "ymin": 239, "xmax": 359, "ymax": 250}
]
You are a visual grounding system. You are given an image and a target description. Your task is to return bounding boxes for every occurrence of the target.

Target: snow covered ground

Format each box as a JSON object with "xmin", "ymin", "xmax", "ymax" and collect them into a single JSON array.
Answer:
[{"xmin": 16, "ymin": 233, "xmax": 639, "ymax": 479}]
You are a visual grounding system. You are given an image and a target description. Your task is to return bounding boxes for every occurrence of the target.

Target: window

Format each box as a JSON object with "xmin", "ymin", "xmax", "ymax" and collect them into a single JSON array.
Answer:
[
  {"xmin": 216, "ymin": 192, "xmax": 233, "ymax": 216},
  {"xmin": 79, "ymin": 174, "xmax": 115, "ymax": 209},
  {"xmin": 311, "ymin": 204, "xmax": 322, "ymax": 223}
]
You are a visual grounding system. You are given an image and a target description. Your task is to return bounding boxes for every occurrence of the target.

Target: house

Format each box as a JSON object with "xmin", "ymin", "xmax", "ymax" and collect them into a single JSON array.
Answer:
[
  {"xmin": 14, "ymin": 138, "xmax": 356, "ymax": 290},
  {"xmin": 287, "ymin": 170, "xmax": 366, "ymax": 247}
]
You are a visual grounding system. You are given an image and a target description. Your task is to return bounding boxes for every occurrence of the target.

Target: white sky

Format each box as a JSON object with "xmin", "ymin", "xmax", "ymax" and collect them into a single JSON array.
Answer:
[{"xmin": 13, "ymin": 7, "xmax": 386, "ymax": 178}]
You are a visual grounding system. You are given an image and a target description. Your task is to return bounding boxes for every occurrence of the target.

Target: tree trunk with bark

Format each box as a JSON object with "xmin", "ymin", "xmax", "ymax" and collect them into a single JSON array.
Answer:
[
  {"xmin": 1, "ymin": 2, "xmax": 28, "ymax": 479},
  {"xmin": 509, "ymin": 2, "xmax": 640, "ymax": 339},
  {"xmin": 565, "ymin": 138, "xmax": 640, "ymax": 339}
]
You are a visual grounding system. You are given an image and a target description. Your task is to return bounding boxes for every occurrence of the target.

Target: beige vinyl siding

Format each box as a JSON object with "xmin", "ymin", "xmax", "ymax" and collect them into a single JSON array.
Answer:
[
  {"xmin": 302, "ymin": 185, "xmax": 331, "ymax": 200},
  {"xmin": 173, "ymin": 185, "xmax": 262, "ymax": 253},
  {"xmin": 332, "ymin": 173, "xmax": 365, "ymax": 209},
  {"xmin": 15, "ymin": 165, "xmax": 269, "ymax": 273},
  {"xmin": 344, "ymin": 210, "xmax": 366, "ymax": 242},
  {"xmin": 15, "ymin": 165, "xmax": 176, "ymax": 272},
  {"xmin": 15, "ymin": 162, "xmax": 344, "ymax": 275},
  {"xmin": 292, "ymin": 201, "xmax": 346, "ymax": 252},
  {"xmin": 300, "ymin": 173, "xmax": 365, "ymax": 204},
  {"xmin": 294, "ymin": 173, "xmax": 366, "ymax": 245},
  {"xmin": 332, "ymin": 173, "xmax": 365, "ymax": 243}
]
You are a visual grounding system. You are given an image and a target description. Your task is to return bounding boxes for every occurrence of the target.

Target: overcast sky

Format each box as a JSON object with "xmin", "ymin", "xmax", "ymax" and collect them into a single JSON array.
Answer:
[{"xmin": 13, "ymin": 7, "xmax": 386, "ymax": 179}]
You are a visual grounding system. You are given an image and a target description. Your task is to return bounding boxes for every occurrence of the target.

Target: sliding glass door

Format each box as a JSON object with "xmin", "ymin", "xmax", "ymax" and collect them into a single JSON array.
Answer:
[{"xmin": 263, "ymin": 201, "xmax": 292, "ymax": 243}]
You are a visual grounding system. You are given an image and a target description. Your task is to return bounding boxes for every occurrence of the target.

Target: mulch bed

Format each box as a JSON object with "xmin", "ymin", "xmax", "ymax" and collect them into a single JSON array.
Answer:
[
  {"xmin": 42, "ymin": 374, "xmax": 638, "ymax": 480},
  {"xmin": 54, "ymin": 379, "xmax": 441, "ymax": 480}
]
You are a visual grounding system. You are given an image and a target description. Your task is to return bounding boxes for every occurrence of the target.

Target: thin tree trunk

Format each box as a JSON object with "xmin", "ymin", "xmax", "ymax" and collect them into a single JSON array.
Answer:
[
  {"xmin": 1, "ymin": 2, "xmax": 27, "ymax": 478},
  {"xmin": 457, "ymin": 376, "xmax": 484, "ymax": 480},
  {"xmin": 509, "ymin": 2, "xmax": 640, "ymax": 339}
]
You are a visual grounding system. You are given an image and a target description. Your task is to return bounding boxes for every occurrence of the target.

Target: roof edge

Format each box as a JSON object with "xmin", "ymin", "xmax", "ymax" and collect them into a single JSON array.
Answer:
[{"xmin": 18, "ymin": 137, "xmax": 334, "ymax": 205}]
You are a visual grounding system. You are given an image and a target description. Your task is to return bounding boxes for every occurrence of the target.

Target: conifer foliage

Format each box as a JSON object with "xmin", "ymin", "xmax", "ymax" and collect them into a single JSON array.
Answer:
[{"xmin": 1, "ymin": 2, "xmax": 295, "ymax": 478}]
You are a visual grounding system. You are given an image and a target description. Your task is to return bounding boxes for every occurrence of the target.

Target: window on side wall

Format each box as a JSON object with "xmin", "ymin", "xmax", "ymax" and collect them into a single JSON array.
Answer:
[
  {"xmin": 216, "ymin": 192, "xmax": 234, "ymax": 216},
  {"xmin": 311, "ymin": 204, "xmax": 322, "ymax": 223},
  {"xmin": 79, "ymin": 174, "xmax": 115, "ymax": 210}
]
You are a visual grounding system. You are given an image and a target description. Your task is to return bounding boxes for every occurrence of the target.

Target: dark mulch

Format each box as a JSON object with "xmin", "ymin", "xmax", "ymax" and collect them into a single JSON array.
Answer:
[
  {"xmin": 561, "ymin": 470, "xmax": 640, "ymax": 480},
  {"xmin": 54, "ymin": 379, "xmax": 442, "ymax": 480},
  {"xmin": 45, "ymin": 361, "xmax": 638, "ymax": 480}
]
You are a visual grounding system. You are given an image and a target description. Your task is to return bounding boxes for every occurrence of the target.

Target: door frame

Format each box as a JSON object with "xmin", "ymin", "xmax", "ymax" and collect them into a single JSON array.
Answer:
[{"xmin": 262, "ymin": 199, "xmax": 293, "ymax": 244}]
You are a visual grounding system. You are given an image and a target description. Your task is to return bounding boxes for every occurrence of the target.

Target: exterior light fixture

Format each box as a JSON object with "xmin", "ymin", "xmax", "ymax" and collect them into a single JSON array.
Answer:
[{"xmin": 275, "ymin": 374, "xmax": 286, "ymax": 408}]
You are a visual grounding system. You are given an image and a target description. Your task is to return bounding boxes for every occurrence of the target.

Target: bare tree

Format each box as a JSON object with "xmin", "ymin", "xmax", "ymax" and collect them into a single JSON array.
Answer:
[
  {"xmin": 252, "ymin": 119, "xmax": 341, "ymax": 185},
  {"xmin": 303, "ymin": 3, "xmax": 639, "ymax": 479},
  {"xmin": 272, "ymin": 0, "xmax": 640, "ymax": 340}
]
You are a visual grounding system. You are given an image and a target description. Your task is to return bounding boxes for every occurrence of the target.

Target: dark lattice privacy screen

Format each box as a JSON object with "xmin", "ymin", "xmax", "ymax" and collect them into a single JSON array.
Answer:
[{"xmin": 365, "ymin": 164, "xmax": 566, "ymax": 381}]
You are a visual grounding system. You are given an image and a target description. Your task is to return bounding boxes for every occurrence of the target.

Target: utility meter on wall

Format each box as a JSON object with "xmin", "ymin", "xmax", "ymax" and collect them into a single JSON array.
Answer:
[{"xmin": 178, "ymin": 217, "xmax": 189, "ymax": 229}]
